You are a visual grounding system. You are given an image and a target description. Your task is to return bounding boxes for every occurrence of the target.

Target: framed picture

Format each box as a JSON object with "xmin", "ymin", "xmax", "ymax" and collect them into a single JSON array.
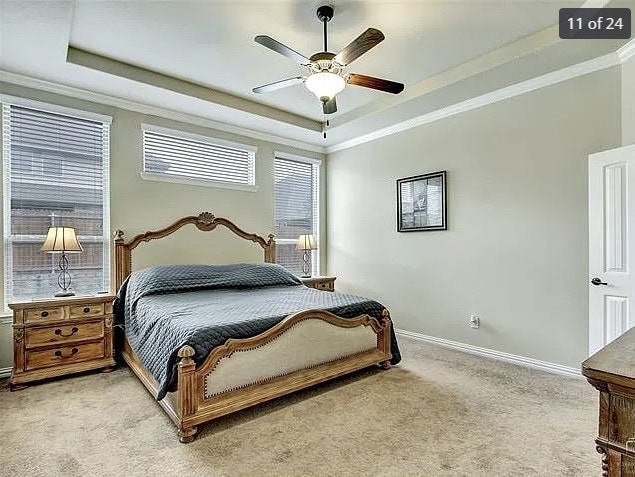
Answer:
[{"xmin": 397, "ymin": 170, "xmax": 447, "ymax": 232}]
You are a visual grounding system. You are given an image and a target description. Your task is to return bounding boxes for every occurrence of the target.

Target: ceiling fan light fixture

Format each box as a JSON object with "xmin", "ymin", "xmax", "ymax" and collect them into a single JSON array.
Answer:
[
  {"xmin": 253, "ymin": 5, "xmax": 403, "ymax": 122},
  {"xmin": 305, "ymin": 72, "xmax": 346, "ymax": 102}
]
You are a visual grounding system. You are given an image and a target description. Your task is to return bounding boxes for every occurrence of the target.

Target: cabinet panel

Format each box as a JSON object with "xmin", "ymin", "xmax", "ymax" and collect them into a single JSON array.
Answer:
[
  {"xmin": 622, "ymin": 455, "xmax": 635, "ymax": 477},
  {"xmin": 609, "ymin": 394, "xmax": 635, "ymax": 446}
]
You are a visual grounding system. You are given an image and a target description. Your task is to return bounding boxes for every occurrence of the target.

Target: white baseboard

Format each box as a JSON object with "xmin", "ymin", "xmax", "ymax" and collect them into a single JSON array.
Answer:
[
  {"xmin": 0, "ymin": 367, "xmax": 12, "ymax": 379},
  {"xmin": 396, "ymin": 329, "xmax": 582, "ymax": 378}
]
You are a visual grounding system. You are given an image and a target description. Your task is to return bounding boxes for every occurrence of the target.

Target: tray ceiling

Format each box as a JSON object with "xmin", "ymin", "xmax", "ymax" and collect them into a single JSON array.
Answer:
[{"xmin": 0, "ymin": 0, "xmax": 629, "ymax": 148}]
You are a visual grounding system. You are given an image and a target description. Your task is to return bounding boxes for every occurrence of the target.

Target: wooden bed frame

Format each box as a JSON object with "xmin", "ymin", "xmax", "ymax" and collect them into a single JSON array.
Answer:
[{"xmin": 114, "ymin": 212, "xmax": 392, "ymax": 443}]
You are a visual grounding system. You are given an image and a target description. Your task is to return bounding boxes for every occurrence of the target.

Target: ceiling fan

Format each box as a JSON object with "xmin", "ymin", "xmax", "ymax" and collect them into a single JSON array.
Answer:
[{"xmin": 252, "ymin": 5, "xmax": 404, "ymax": 117}]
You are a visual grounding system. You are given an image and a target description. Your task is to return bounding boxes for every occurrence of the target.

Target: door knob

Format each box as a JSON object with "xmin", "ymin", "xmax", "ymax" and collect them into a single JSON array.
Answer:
[{"xmin": 591, "ymin": 277, "xmax": 608, "ymax": 286}]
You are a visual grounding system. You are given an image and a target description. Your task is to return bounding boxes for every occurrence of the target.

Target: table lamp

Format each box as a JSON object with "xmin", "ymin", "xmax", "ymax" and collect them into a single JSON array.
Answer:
[
  {"xmin": 41, "ymin": 227, "xmax": 83, "ymax": 297},
  {"xmin": 296, "ymin": 234, "xmax": 317, "ymax": 278}
]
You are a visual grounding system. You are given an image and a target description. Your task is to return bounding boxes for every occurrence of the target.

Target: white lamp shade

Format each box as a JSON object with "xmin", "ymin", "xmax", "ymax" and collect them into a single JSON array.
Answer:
[
  {"xmin": 297, "ymin": 234, "xmax": 317, "ymax": 250},
  {"xmin": 305, "ymin": 72, "xmax": 346, "ymax": 101},
  {"xmin": 41, "ymin": 227, "xmax": 83, "ymax": 253}
]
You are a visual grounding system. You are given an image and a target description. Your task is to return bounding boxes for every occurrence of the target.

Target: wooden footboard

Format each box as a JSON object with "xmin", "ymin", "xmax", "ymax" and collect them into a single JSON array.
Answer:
[{"xmin": 121, "ymin": 308, "xmax": 392, "ymax": 442}]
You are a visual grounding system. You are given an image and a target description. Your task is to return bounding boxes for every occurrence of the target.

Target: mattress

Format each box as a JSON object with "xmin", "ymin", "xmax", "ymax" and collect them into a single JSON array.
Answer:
[{"xmin": 114, "ymin": 263, "xmax": 401, "ymax": 400}]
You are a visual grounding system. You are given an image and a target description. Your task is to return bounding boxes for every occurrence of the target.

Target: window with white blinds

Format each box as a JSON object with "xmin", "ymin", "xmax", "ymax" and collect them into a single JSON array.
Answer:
[
  {"xmin": 2, "ymin": 100, "xmax": 111, "ymax": 308},
  {"xmin": 274, "ymin": 155, "xmax": 320, "ymax": 276},
  {"xmin": 142, "ymin": 125, "xmax": 257, "ymax": 190}
]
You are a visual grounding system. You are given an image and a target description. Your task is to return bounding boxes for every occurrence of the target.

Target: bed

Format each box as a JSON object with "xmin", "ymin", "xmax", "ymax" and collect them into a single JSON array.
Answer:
[{"xmin": 113, "ymin": 212, "xmax": 400, "ymax": 443}]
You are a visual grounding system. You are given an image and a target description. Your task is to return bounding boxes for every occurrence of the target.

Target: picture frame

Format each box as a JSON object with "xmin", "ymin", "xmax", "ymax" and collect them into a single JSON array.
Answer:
[{"xmin": 397, "ymin": 170, "xmax": 447, "ymax": 232}]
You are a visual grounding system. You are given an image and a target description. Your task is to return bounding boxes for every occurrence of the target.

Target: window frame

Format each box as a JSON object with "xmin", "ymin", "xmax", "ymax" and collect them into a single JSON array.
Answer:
[
  {"xmin": 140, "ymin": 123, "xmax": 259, "ymax": 192},
  {"xmin": 273, "ymin": 151, "xmax": 321, "ymax": 277},
  {"xmin": 1, "ymin": 95, "xmax": 112, "ymax": 311}
]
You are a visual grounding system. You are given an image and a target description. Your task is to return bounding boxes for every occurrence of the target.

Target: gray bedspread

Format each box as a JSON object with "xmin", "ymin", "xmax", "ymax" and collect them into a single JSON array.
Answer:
[{"xmin": 114, "ymin": 263, "xmax": 401, "ymax": 400}]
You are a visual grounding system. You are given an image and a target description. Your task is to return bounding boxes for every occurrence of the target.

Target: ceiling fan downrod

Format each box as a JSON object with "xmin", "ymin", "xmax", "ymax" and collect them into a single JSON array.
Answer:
[{"xmin": 317, "ymin": 5, "xmax": 334, "ymax": 53}]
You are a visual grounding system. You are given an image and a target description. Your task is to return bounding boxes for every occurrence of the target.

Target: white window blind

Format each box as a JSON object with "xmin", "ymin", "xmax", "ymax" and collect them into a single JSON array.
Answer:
[
  {"xmin": 274, "ymin": 155, "xmax": 319, "ymax": 276},
  {"xmin": 2, "ymin": 101, "xmax": 110, "ymax": 308},
  {"xmin": 142, "ymin": 125, "xmax": 256, "ymax": 190}
]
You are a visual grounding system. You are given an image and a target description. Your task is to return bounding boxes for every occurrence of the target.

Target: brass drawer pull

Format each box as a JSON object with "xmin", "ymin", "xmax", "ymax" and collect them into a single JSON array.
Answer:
[
  {"xmin": 83, "ymin": 307, "xmax": 90, "ymax": 313},
  {"xmin": 54, "ymin": 348, "xmax": 79, "ymax": 358},
  {"xmin": 54, "ymin": 327, "xmax": 79, "ymax": 337},
  {"xmin": 41, "ymin": 311, "xmax": 49, "ymax": 317}
]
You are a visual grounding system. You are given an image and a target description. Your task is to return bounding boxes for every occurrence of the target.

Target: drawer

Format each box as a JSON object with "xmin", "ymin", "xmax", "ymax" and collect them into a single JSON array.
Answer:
[
  {"xmin": 316, "ymin": 281, "xmax": 333, "ymax": 291},
  {"xmin": 25, "ymin": 321, "xmax": 104, "ymax": 347},
  {"xmin": 25, "ymin": 341, "xmax": 105, "ymax": 371},
  {"xmin": 69, "ymin": 303, "xmax": 104, "ymax": 318},
  {"xmin": 25, "ymin": 306, "xmax": 64, "ymax": 323}
]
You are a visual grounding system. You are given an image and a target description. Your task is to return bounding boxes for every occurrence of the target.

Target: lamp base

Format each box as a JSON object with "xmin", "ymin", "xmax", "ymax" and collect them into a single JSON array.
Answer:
[
  {"xmin": 302, "ymin": 251, "xmax": 312, "ymax": 279},
  {"xmin": 55, "ymin": 252, "xmax": 75, "ymax": 298},
  {"xmin": 54, "ymin": 291, "xmax": 75, "ymax": 297}
]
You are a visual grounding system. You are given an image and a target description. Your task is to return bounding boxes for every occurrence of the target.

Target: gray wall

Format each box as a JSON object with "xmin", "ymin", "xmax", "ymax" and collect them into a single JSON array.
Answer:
[
  {"xmin": 623, "ymin": 55, "xmax": 635, "ymax": 146},
  {"xmin": 0, "ymin": 61, "xmax": 628, "ymax": 373},
  {"xmin": 326, "ymin": 68, "xmax": 621, "ymax": 368},
  {"xmin": 0, "ymin": 82, "xmax": 325, "ymax": 372}
]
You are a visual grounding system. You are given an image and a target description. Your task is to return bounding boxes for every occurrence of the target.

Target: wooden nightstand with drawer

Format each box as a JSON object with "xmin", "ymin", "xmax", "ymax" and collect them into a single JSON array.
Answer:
[
  {"xmin": 9, "ymin": 295, "xmax": 116, "ymax": 390},
  {"xmin": 300, "ymin": 276, "xmax": 336, "ymax": 292}
]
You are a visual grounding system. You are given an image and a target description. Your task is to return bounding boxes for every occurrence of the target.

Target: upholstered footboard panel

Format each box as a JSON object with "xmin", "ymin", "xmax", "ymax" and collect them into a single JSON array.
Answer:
[{"xmin": 204, "ymin": 316, "xmax": 379, "ymax": 398}]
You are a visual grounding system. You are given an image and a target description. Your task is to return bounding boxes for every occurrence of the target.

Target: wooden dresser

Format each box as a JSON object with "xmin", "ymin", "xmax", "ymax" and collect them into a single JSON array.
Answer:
[
  {"xmin": 582, "ymin": 327, "xmax": 635, "ymax": 477},
  {"xmin": 300, "ymin": 276, "xmax": 336, "ymax": 292},
  {"xmin": 9, "ymin": 295, "xmax": 116, "ymax": 390}
]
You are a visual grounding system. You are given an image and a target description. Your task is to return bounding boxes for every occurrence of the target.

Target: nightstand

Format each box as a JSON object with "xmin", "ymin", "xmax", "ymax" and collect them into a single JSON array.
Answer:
[
  {"xmin": 300, "ymin": 276, "xmax": 336, "ymax": 292},
  {"xmin": 9, "ymin": 295, "xmax": 116, "ymax": 390}
]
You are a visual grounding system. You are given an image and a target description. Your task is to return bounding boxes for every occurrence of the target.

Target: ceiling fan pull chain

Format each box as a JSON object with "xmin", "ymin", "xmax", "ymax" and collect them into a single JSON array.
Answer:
[{"xmin": 323, "ymin": 113, "xmax": 327, "ymax": 139}]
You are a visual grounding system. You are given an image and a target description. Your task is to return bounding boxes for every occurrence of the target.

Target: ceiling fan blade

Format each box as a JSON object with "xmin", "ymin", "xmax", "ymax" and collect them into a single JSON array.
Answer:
[
  {"xmin": 334, "ymin": 28, "xmax": 385, "ymax": 66},
  {"xmin": 347, "ymin": 73, "xmax": 404, "ymax": 94},
  {"xmin": 252, "ymin": 77, "xmax": 305, "ymax": 94},
  {"xmin": 322, "ymin": 98, "xmax": 337, "ymax": 115},
  {"xmin": 254, "ymin": 35, "xmax": 310, "ymax": 65}
]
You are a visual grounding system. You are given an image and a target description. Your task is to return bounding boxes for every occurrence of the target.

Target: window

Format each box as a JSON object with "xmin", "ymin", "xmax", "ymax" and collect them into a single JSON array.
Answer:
[
  {"xmin": 2, "ymin": 99, "xmax": 111, "ymax": 309},
  {"xmin": 141, "ymin": 124, "xmax": 257, "ymax": 191},
  {"xmin": 274, "ymin": 153, "xmax": 320, "ymax": 276}
]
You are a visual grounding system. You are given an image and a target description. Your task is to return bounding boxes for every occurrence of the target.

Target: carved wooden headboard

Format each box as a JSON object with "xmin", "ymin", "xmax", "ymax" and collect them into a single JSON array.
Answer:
[{"xmin": 113, "ymin": 212, "xmax": 276, "ymax": 292}]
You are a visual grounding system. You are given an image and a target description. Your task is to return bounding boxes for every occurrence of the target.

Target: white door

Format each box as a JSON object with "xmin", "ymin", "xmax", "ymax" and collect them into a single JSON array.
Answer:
[{"xmin": 589, "ymin": 143, "xmax": 635, "ymax": 355}]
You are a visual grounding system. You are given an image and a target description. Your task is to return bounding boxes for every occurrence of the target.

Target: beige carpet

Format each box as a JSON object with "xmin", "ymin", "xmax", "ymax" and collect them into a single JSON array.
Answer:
[{"xmin": 0, "ymin": 337, "xmax": 599, "ymax": 477}]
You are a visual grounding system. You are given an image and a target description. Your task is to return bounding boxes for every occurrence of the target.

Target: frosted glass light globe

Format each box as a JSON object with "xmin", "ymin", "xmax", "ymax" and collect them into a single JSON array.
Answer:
[{"xmin": 305, "ymin": 72, "xmax": 346, "ymax": 101}]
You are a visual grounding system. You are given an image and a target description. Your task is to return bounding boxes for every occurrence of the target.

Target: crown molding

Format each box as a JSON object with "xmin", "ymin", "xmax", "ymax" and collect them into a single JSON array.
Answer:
[
  {"xmin": 1, "ymin": 42, "xmax": 627, "ymax": 159},
  {"xmin": 326, "ymin": 52, "xmax": 620, "ymax": 154},
  {"xmin": 617, "ymin": 38, "xmax": 635, "ymax": 63},
  {"xmin": 0, "ymin": 70, "xmax": 326, "ymax": 155}
]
